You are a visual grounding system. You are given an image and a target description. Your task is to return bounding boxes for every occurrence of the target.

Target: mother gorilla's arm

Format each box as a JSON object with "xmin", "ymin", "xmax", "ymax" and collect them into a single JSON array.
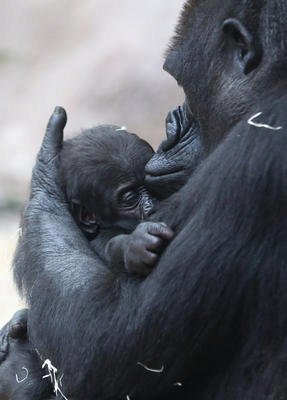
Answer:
[{"xmin": 13, "ymin": 107, "xmax": 257, "ymax": 399}]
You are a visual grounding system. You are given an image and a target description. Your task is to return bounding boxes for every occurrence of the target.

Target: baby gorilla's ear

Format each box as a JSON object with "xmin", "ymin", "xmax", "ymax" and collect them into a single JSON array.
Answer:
[{"xmin": 70, "ymin": 200, "xmax": 99, "ymax": 237}]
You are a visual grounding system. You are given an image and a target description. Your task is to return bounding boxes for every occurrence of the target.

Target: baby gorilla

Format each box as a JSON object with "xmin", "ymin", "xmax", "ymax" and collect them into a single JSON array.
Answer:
[
  {"xmin": 60, "ymin": 125, "xmax": 174, "ymax": 275},
  {"xmin": 61, "ymin": 125, "xmax": 155, "ymax": 235},
  {"xmin": 0, "ymin": 128, "xmax": 174, "ymax": 399}
]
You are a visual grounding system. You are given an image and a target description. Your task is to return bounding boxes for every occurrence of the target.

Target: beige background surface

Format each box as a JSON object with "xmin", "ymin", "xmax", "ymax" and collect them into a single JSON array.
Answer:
[
  {"xmin": 0, "ymin": 214, "xmax": 23, "ymax": 326},
  {"xmin": 0, "ymin": 1, "xmax": 184, "ymax": 326}
]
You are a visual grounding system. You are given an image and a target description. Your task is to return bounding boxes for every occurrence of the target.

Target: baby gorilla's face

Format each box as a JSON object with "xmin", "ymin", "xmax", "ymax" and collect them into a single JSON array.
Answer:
[
  {"xmin": 61, "ymin": 125, "xmax": 156, "ymax": 238},
  {"xmin": 112, "ymin": 182, "xmax": 154, "ymax": 224},
  {"xmin": 75, "ymin": 179, "xmax": 156, "ymax": 236}
]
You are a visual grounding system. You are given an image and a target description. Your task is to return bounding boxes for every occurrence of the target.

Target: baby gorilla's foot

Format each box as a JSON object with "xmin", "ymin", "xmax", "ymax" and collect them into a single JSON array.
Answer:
[{"xmin": 124, "ymin": 222, "xmax": 174, "ymax": 276}]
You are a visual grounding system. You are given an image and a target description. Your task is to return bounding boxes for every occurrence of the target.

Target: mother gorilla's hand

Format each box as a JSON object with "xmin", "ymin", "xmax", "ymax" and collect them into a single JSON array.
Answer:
[{"xmin": 30, "ymin": 107, "xmax": 67, "ymax": 201}]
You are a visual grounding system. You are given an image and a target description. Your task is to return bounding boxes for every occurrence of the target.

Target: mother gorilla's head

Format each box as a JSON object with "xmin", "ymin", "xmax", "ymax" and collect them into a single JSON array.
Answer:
[{"xmin": 145, "ymin": 0, "xmax": 287, "ymax": 197}]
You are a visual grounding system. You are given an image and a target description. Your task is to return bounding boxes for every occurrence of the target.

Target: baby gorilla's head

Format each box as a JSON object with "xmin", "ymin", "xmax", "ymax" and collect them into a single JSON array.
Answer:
[{"xmin": 60, "ymin": 125, "xmax": 155, "ymax": 238}]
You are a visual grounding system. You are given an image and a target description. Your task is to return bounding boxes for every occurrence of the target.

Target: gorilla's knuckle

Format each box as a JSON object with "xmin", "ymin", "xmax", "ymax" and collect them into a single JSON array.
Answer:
[
  {"xmin": 148, "ymin": 236, "xmax": 162, "ymax": 249},
  {"xmin": 136, "ymin": 222, "xmax": 150, "ymax": 234},
  {"xmin": 162, "ymin": 227, "xmax": 174, "ymax": 239},
  {"xmin": 145, "ymin": 222, "xmax": 160, "ymax": 234},
  {"xmin": 144, "ymin": 252, "xmax": 158, "ymax": 265},
  {"xmin": 155, "ymin": 223, "xmax": 174, "ymax": 239}
]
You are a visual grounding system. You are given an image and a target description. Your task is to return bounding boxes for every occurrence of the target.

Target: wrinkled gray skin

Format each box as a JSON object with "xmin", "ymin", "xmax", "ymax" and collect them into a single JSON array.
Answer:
[
  {"xmin": 145, "ymin": 103, "xmax": 204, "ymax": 198},
  {"xmin": 7, "ymin": 0, "xmax": 287, "ymax": 398}
]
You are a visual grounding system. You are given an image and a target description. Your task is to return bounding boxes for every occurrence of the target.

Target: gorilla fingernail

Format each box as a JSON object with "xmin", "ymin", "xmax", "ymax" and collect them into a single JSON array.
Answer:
[{"xmin": 54, "ymin": 106, "xmax": 63, "ymax": 114}]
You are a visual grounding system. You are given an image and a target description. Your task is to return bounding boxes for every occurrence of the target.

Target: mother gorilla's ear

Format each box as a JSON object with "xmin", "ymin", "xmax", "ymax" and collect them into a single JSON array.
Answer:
[{"xmin": 222, "ymin": 18, "xmax": 262, "ymax": 75}]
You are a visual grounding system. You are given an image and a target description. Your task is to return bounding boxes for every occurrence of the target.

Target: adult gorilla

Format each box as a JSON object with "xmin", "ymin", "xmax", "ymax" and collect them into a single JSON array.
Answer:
[{"xmin": 13, "ymin": 0, "xmax": 287, "ymax": 399}]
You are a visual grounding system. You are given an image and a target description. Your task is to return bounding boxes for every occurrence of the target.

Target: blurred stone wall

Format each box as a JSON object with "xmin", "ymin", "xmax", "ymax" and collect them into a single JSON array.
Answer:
[
  {"xmin": 0, "ymin": 1, "xmax": 184, "ymax": 325},
  {"xmin": 0, "ymin": 0, "xmax": 184, "ymax": 205}
]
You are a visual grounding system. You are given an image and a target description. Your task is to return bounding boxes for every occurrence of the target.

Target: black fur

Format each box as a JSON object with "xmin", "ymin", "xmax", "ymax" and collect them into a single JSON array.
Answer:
[
  {"xmin": 9, "ymin": 0, "xmax": 287, "ymax": 399},
  {"xmin": 59, "ymin": 126, "xmax": 174, "ymax": 275},
  {"xmin": 0, "ymin": 128, "xmax": 173, "ymax": 397},
  {"xmin": 0, "ymin": 310, "xmax": 54, "ymax": 400},
  {"xmin": 60, "ymin": 125, "xmax": 155, "ymax": 235}
]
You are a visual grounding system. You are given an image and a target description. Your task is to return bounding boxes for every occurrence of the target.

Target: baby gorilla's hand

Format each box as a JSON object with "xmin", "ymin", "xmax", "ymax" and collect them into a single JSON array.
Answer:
[{"xmin": 124, "ymin": 222, "xmax": 174, "ymax": 276}]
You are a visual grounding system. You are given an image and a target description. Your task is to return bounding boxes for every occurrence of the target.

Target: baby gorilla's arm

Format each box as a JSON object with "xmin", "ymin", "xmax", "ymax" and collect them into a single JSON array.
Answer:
[{"xmin": 105, "ymin": 222, "xmax": 174, "ymax": 276}]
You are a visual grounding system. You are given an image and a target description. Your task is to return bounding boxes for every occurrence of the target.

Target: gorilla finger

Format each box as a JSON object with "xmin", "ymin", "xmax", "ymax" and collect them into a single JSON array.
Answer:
[
  {"xmin": 39, "ymin": 106, "xmax": 67, "ymax": 163},
  {"xmin": 161, "ymin": 107, "xmax": 182, "ymax": 152},
  {"xmin": 127, "ymin": 263, "xmax": 152, "ymax": 276},
  {"xmin": 147, "ymin": 222, "xmax": 174, "ymax": 240},
  {"xmin": 145, "ymin": 235, "xmax": 164, "ymax": 252},
  {"xmin": 142, "ymin": 251, "xmax": 158, "ymax": 266},
  {"xmin": 136, "ymin": 265, "xmax": 153, "ymax": 276}
]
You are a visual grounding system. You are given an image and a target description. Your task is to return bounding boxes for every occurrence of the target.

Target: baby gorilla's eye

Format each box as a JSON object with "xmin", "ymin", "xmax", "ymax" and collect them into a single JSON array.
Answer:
[{"xmin": 119, "ymin": 190, "xmax": 139, "ymax": 208}]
